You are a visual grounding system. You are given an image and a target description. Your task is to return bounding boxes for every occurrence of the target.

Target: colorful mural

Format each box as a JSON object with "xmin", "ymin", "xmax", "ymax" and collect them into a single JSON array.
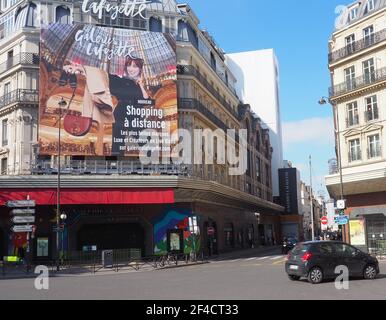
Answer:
[{"xmin": 153, "ymin": 208, "xmax": 201, "ymax": 256}]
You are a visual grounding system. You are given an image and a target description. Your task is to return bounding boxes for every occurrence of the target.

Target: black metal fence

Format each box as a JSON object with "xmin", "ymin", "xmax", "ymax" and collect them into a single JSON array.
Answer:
[{"xmin": 1, "ymin": 250, "xmax": 206, "ymax": 277}]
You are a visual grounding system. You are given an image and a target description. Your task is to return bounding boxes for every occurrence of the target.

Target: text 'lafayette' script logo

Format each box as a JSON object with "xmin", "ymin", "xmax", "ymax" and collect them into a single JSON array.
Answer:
[
  {"xmin": 82, "ymin": 0, "xmax": 151, "ymax": 20},
  {"xmin": 75, "ymin": 26, "xmax": 136, "ymax": 60}
]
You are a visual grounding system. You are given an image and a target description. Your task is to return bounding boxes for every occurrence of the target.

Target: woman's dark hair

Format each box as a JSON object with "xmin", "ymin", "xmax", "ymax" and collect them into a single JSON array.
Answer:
[{"xmin": 124, "ymin": 57, "xmax": 144, "ymax": 71}]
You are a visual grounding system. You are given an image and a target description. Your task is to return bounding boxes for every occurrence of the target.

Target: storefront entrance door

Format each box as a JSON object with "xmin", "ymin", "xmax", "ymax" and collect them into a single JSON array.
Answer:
[{"xmin": 77, "ymin": 223, "xmax": 145, "ymax": 255}]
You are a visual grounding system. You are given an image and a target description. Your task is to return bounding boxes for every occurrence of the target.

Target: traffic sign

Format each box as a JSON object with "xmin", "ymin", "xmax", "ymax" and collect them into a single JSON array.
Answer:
[
  {"xmin": 12, "ymin": 216, "xmax": 35, "ymax": 224},
  {"xmin": 321, "ymin": 217, "xmax": 329, "ymax": 226},
  {"xmin": 207, "ymin": 227, "xmax": 215, "ymax": 236},
  {"xmin": 12, "ymin": 225, "xmax": 34, "ymax": 233},
  {"xmin": 334, "ymin": 216, "xmax": 350, "ymax": 226},
  {"xmin": 7, "ymin": 200, "xmax": 36, "ymax": 208},
  {"xmin": 11, "ymin": 209, "xmax": 35, "ymax": 215}
]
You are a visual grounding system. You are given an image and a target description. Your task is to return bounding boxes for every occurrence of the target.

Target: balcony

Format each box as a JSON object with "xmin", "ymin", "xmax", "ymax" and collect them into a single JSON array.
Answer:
[
  {"xmin": 177, "ymin": 65, "xmax": 239, "ymax": 118},
  {"xmin": 0, "ymin": 89, "xmax": 39, "ymax": 110},
  {"xmin": 329, "ymin": 67, "xmax": 386, "ymax": 97},
  {"xmin": 179, "ymin": 98, "xmax": 230, "ymax": 132},
  {"xmin": 0, "ymin": 53, "xmax": 39, "ymax": 75},
  {"xmin": 329, "ymin": 29, "xmax": 386, "ymax": 64}
]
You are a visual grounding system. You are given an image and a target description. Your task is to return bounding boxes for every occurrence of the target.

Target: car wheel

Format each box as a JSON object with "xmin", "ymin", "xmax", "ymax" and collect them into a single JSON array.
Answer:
[
  {"xmin": 288, "ymin": 275, "xmax": 300, "ymax": 281},
  {"xmin": 363, "ymin": 265, "xmax": 377, "ymax": 280},
  {"xmin": 308, "ymin": 267, "xmax": 323, "ymax": 284}
]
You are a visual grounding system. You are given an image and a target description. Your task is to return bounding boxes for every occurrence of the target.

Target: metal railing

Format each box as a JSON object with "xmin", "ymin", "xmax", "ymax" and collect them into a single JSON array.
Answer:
[
  {"xmin": 0, "ymin": 89, "xmax": 39, "ymax": 110},
  {"xmin": 178, "ymin": 65, "xmax": 239, "ymax": 118},
  {"xmin": 329, "ymin": 29, "xmax": 386, "ymax": 64},
  {"xmin": 330, "ymin": 67, "xmax": 386, "ymax": 97},
  {"xmin": 0, "ymin": 53, "xmax": 39, "ymax": 74},
  {"xmin": 31, "ymin": 160, "xmax": 193, "ymax": 176},
  {"xmin": 179, "ymin": 98, "xmax": 231, "ymax": 132}
]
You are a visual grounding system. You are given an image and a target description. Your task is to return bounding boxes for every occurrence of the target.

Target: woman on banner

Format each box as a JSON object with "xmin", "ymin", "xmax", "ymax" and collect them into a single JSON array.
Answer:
[{"xmin": 63, "ymin": 56, "xmax": 151, "ymax": 156}]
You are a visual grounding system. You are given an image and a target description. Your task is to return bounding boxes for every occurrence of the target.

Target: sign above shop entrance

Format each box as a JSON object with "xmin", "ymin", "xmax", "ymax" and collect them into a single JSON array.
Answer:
[{"xmin": 81, "ymin": 0, "xmax": 151, "ymax": 20}]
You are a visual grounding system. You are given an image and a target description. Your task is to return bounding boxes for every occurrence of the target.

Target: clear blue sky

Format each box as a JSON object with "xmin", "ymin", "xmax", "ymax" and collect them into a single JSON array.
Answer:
[{"xmin": 187, "ymin": 0, "xmax": 351, "ymax": 196}]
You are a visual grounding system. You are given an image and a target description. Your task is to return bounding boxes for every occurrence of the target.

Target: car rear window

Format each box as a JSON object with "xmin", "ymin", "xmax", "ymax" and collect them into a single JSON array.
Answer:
[{"xmin": 292, "ymin": 244, "xmax": 311, "ymax": 255}]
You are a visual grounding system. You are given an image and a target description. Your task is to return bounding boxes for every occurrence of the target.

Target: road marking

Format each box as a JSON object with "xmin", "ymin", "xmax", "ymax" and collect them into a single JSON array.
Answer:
[
  {"xmin": 228, "ymin": 259, "xmax": 243, "ymax": 263},
  {"xmin": 270, "ymin": 256, "xmax": 284, "ymax": 260},
  {"xmin": 256, "ymin": 256, "xmax": 269, "ymax": 261},
  {"xmin": 272, "ymin": 259, "xmax": 287, "ymax": 265},
  {"xmin": 245, "ymin": 258, "xmax": 257, "ymax": 261},
  {"xmin": 241, "ymin": 264, "xmax": 262, "ymax": 267}
]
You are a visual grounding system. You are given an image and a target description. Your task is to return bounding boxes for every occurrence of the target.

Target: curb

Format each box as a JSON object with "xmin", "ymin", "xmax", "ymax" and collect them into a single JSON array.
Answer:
[{"xmin": 156, "ymin": 261, "xmax": 210, "ymax": 270}]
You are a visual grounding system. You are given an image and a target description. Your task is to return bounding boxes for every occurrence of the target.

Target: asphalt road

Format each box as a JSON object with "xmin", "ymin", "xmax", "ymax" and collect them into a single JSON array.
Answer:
[{"xmin": 1, "ymin": 248, "xmax": 386, "ymax": 300}]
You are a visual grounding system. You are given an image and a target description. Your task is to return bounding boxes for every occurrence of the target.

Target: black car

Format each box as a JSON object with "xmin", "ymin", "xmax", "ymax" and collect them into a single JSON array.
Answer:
[
  {"xmin": 285, "ymin": 241, "xmax": 380, "ymax": 284},
  {"xmin": 282, "ymin": 238, "xmax": 298, "ymax": 254}
]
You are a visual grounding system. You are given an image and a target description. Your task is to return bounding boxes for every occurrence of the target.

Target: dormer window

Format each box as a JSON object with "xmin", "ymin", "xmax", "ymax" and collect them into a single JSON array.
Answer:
[
  {"xmin": 350, "ymin": 6, "xmax": 358, "ymax": 20},
  {"xmin": 364, "ymin": 0, "xmax": 375, "ymax": 14}
]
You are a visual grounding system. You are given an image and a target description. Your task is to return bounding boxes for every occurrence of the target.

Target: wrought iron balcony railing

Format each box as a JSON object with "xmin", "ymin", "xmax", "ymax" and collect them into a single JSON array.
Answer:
[
  {"xmin": 329, "ymin": 29, "xmax": 386, "ymax": 64},
  {"xmin": 0, "ymin": 53, "xmax": 39, "ymax": 74},
  {"xmin": 178, "ymin": 65, "xmax": 239, "ymax": 118},
  {"xmin": 0, "ymin": 89, "xmax": 39, "ymax": 110},
  {"xmin": 329, "ymin": 67, "xmax": 386, "ymax": 97}
]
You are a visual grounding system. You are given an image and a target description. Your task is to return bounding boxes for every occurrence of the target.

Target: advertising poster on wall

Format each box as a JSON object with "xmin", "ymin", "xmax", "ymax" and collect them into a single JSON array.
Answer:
[
  {"xmin": 39, "ymin": 23, "xmax": 177, "ymax": 157},
  {"xmin": 349, "ymin": 219, "xmax": 366, "ymax": 246}
]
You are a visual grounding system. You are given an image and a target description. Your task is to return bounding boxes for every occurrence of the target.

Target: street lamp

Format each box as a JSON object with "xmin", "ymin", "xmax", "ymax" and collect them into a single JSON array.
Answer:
[
  {"xmin": 60, "ymin": 213, "xmax": 67, "ymax": 259},
  {"xmin": 56, "ymin": 97, "xmax": 67, "ymax": 270},
  {"xmin": 319, "ymin": 96, "xmax": 345, "ymax": 241}
]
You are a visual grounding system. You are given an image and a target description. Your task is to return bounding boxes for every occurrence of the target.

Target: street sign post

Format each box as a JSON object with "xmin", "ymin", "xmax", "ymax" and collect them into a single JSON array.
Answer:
[
  {"xmin": 334, "ymin": 216, "xmax": 350, "ymax": 226},
  {"xmin": 12, "ymin": 216, "xmax": 35, "ymax": 224},
  {"xmin": 207, "ymin": 227, "xmax": 215, "ymax": 236},
  {"xmin": 6, "ymin": 200, "xmax": 36, "ymax": 208},
  {"xmin": 321, "ymin": 217, "xmax": 329, "ymax": 226},
  {"xmin": 11, "ymin": 209, "xmax": 35, "ymax": 215},
  {"xmin": 11, "ymin": 225, "xmax": 34, "ymax": 233}
]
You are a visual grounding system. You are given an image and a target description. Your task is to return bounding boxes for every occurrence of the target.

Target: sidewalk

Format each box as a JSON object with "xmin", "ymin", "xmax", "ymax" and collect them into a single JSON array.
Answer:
[{"xmin": 0, "ymin": 247, "xmax": 280, "ymax": 280}]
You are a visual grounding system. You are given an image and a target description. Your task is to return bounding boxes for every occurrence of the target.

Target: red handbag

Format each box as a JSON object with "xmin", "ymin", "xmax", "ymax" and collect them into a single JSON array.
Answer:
[{"xmin": 63, "ymin": 114, "xmax": 92, "ymax": 137}]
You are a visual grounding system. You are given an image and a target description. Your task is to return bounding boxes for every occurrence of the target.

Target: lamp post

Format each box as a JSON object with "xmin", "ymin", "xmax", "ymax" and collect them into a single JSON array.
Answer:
[
  {"xmin": 56, "ymin": 98, "xmax": 67, "ymax": 270},
  {"xmin": 319, "ymin": 97, "xmax": 346, "ymax": 241},
  {"xmin": 60, "ymin": 213, "xmax": 67, "ymax": 260}
]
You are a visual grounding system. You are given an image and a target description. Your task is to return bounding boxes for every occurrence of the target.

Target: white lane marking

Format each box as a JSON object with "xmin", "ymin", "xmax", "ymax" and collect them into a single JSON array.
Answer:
[
  {"xmin": 256, "ymin": 256, "xmax": 269, "ymax": 261},
  {"xmin": 245, "ymin": 258, "xmax": 257, "ymax": 261},
  {"xmin": 270, "ymin": 256, "xmax": 284, "ymax": 260}
]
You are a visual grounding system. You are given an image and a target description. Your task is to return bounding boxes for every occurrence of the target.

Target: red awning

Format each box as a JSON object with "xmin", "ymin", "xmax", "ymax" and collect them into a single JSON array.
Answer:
[{"xmin": 0, "ymin": 188, "xmax": 175, "ymax": 206}]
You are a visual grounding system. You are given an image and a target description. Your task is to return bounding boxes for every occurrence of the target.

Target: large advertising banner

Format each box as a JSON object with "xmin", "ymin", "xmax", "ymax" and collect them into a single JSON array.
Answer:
[
  {"xmin": 349, "ymin": 219, "xmax": 366, "ymax": 246},
  {"xmin": 39, "ymin": 23, "xmax": 177, "ymax": 157}
]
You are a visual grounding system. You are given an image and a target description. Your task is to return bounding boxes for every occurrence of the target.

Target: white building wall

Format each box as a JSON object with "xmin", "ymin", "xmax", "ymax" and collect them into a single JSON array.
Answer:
[{"xmin": 225, "ymin": 49, "xmax": 284, "ymax": 197}]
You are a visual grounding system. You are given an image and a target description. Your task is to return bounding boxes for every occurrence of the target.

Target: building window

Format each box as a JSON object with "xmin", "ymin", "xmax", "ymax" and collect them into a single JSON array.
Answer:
[
  {"xmin": 349, "ymin": 139, "xmax": 362, "ymax": 162},
  {"xmin": 149, "ymin": 17, "xmax": 162, "ymax": 32},
  {"xmin": 345, "ymin": 34, "xmax": 356, "ymax": 53},
  {"xmin": 363, "ymin": 25, "xmax": 375, "ymax": 47},
  {"xmin": 363, "ymin": 58, "xmax": 375, "ymax": 84},
  {"xmin": 368, "ymin": 134, "xmax": 381, "ymax": 158},
  {"xmin": 364, "ymin": 0, "xmax": 375, "ymax": 14},
  {"xmin": 365, "ymin": 95, "xmax": 379, "ymax": 122},
  {"xmin": 350, "ymin": 7, "xmax": 358, "ymax": 20},
  {"xmin": 210, "ymin": 52, "xmax": 216, "ymax": 71},
  {"xmin": 1, "ymin": 119, "xmax": 8, "ymax": 146},
  {"xmin": 256, "ymin": 158, "xmax": 260, "ymax": 179},
  {"xmin": 1, "ymin": 157, "xmax": 7, "ymax": 175},
  {"xmin": 346, "ymin": 102, "xmax": 359, "ymax": 127},
  {"xmin": 344, "ymin": 66, "xmax": 356, "ymax": 91},
  {"xmin": 25, "ymin": 3, "xmax": 37, "ymax": 27},
  {"xmin": 56, "ymin": 6, "xmax": 71, "ymax": 24}
]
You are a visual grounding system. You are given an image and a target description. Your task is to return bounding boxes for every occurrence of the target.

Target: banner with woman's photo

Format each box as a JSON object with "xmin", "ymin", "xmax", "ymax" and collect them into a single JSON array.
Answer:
[{"xmin": 39, "ymin": 23, "xmax": 178, "ymax": 157}]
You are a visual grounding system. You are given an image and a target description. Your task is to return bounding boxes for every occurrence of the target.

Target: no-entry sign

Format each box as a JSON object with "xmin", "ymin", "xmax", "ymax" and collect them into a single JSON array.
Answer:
[{"xmin": 321, "ymin": 217, "xmax": 329, "ymax": 226}]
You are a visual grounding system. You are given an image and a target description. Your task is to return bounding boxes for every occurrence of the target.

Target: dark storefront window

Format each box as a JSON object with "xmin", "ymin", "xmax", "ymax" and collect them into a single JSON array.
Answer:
[
  {"xmin": 367, "ymin": 217, "xmax": 386, "ymax": 253},
  {"xmin": 36, "ymin": 237, "xmax": 49, "ymax": 258},
  {"xmin": 224, "ymin": 224, "xmax": 234, "ymax": 247}
]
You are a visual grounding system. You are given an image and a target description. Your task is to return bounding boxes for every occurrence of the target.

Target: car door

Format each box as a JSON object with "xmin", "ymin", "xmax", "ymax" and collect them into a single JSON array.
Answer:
[
  {"xmin": 315, "ymin": 243, "xmax": 336, "ymax": 278},
  {"xmin": 334, "ymin": 243, "xmax": 363, "ymax": 276}
]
